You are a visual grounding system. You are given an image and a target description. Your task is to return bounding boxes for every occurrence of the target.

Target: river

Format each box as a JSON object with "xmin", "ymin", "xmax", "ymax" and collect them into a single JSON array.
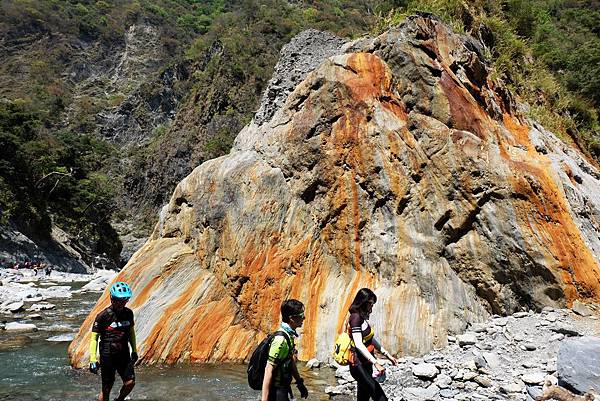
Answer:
[{"xmin": 0, "ymin": 279, "xmax": 335, "ymax": 401}]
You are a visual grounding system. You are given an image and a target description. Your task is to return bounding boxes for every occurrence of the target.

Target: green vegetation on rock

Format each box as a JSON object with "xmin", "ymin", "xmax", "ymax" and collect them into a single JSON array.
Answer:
[{"xmin": 377, "ymin": 0, "xmax": 600, "ymax": 158}]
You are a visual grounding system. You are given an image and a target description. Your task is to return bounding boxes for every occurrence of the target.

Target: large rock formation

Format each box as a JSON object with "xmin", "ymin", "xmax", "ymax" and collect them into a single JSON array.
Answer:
[{"xmin": 69, "ymin": 15, "xmax": 600, "ymax": 367}]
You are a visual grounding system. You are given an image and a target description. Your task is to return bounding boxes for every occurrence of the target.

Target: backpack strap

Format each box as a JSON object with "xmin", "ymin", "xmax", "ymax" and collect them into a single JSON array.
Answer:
[{"xmin": 273, "ymin": 330, "xmax": 293, "ymax": 360}]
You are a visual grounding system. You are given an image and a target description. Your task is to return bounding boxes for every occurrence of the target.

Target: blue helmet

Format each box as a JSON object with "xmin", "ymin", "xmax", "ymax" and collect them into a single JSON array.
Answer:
[{"xmin": 110, "ymin": 282, "xmax": 132, "ymax": 299}]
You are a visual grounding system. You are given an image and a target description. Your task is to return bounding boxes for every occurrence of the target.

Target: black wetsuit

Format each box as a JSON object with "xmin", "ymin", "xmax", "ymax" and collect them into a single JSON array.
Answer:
[{"xmin": 92, "ymin": 306, "xmax": 135, "ymax": 388}]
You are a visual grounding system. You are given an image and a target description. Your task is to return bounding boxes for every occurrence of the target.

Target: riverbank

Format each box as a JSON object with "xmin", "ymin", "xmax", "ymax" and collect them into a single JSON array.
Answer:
[{"xmin": 326, "ymin": 302, "xmax": 599, "ymax": 401}]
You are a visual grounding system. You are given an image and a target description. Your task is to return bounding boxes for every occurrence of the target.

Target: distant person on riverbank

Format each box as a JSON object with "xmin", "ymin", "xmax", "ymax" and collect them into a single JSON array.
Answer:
[
  {"xmin": 261, "ymin": 299, "xmax": 309, "ymax": 401},
  {"xmin": 347, "ymin": 288, "xmax": 397, "ymax": 401},
  {"xmin": 89, "ymin": 282, "xmax": 138, "ymax": 401}
]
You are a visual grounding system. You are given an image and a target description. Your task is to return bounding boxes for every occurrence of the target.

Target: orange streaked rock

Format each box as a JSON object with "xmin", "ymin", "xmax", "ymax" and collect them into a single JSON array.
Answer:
[{"xmin": 70, "ymin": 16, "xmax": 600, "ymax": 368}]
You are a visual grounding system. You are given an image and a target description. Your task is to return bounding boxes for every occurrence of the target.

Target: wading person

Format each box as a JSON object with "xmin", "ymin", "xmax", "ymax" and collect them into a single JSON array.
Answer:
[
  {"xmin": 261, "ymin": 299, "xmax": 309, "ymax": 401},
  {"xmin": 348, "ymin": 288, "xmax": 397, "ymax": 401},
  {"xmin": 89, "ymin": 282, "xmax": 138, "ymax": 401}
]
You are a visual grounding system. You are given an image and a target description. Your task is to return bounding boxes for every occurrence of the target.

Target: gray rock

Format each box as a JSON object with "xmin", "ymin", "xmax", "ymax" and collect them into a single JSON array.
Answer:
[
  {"xmin": 557, "ymin": 336, "xmax": 600, "ymax": 393},
  {"xmin": 6, "ymin": 301, "xmax": 24, "ymax": 313},
  {"xmin": 521, "ymin": 372, "xmax": 546, "ymax": 385},
  {"xmin": 500, "ymin": 382, "xmax": 524, "ymax": 393},
  {"xmin": 439, "ymin": 389, "xmax": 458, "ymax": 398},
  {"xmin": 27, "ymin": 314, "xmax": 42, "ymax": 320},
  {"xmin": 463, "ymin": 371, "xmax": 478, "ymax": 381},
  {"xmin": 404, "ymin": 385, "xmax": 439, "ymax": 400},
  {"xmin": 551, "ymin": 324, "xmax": 582, "ymax": 337},
  {"xmin": 28, "ymin": 302, "xmax": 55, "ymax": 311},
  {"xmin": 5, "ymin": 322, "xmax": 37, "ymax": 332},
  {"xmin": 572, "ymin": 300, "xmax": 593, "ymax": 317},
  {"xmin": 514, "ymin": 312, "xmax": 529, "ymax": 318},
  {"xmin": 474, "ymin": 375, "xmax": 493, "ymax": 387},
  {"xmin": 306, "ymin": 358, "xmax": 321, "ymax": 369},
  {"xmin": 482, "ymin": 352, "xmax": 501, "ymax": 369},
  {"xmin": 457, "ymin": 333, "xmax": 477, "ymax": 346},
  {"xmin": 434, "ymin": 373, "xmax": 452, "ymax": 389},
  {"xmin": 412, "ymin": 363, "xmax": 439, "ymax": 379},
  {"xmin": 526, "ymin": 385, "xmax": 543, "ymax": 399},
  {"xmin": 253, "ymin": 29, "xmax": 346, "ymax": 126}
]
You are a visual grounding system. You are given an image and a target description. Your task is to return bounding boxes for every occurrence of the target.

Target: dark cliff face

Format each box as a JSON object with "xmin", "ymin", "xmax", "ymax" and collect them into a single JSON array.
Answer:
[{"xmin": 71, "ymin": 16, "xmax": 600, "ymax": 367}]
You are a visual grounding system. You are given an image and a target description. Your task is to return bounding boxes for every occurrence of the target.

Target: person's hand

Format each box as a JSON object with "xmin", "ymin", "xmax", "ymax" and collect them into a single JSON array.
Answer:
[
  {"xmin": 296, "ymin": 379, "xmax": 308, "ymax": 399},
  {"xmin": 385, "ymin": 353, "xmax": 398, "ymax": 365},
  {"xmin": 374, "ymin": 362, "xmax": 385, "ymax": 374},
  {"xmin": 89, "ymin": 362, "xmax": 99, "ymax": 374},
  {"xmin": 131, "ymin": 352, "xmax": 138, "ymax": 363}
]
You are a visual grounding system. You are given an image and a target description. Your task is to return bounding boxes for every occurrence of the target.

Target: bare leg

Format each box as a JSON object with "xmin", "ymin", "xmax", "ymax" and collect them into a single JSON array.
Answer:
[
  {"xmin": 114, "ymin": 379, "xmax": 135, "ymax": 401},
  {"xmin": 99, "ymin": 382, "xmax": 113, "ymax": 401}
]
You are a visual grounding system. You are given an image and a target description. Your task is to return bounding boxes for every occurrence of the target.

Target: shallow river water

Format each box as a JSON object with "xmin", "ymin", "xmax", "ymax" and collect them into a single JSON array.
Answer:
[{"xmin": 0, "ymin": 280, "xmax": 335, "ymax": 401}]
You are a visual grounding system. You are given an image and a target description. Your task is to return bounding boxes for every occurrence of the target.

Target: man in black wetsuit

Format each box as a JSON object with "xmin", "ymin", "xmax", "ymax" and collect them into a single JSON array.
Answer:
[{"xmin": 89, "ymin": 282, "xmax": 138, "ymax": 401}]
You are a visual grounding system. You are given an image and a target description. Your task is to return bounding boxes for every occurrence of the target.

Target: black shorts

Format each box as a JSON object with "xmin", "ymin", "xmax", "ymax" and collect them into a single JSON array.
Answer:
[
  {"xmin": 100, "ymin": 354, "xmax": 135, "ymax": 387},
  {"xmin": 268, "ymin": 386, "xmax": 291, "ymax": 401}
]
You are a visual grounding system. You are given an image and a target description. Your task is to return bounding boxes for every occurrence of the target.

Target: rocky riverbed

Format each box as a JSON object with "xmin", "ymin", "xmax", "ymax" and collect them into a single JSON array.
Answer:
[
  {"xmin": 325, "ymin": 302, "xmax": 599, "ymax": 401},
  {"xmin": 0, "ymin": 268, "xmax": 116, "ymax": 338}
]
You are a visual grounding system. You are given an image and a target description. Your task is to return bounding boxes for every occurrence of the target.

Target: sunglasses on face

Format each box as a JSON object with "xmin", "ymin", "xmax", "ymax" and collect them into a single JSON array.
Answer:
[
  {"xmin": 291, "ymin": 312, "xmax": 305, "ymax": 319},
  {"xmin": 112, "ymin": 298, "xmax": 130, "ymax": 304}
]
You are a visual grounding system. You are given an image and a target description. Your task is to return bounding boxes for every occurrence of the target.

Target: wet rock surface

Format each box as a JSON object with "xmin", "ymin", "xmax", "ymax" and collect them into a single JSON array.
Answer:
[{"xmin": 326, "ymin": 308, "xmax": 599, "ymax": 401}]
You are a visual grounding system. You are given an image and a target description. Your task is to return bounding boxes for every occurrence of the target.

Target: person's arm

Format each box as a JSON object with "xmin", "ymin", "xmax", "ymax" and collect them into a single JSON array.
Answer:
[
  {"xmin": 129, "ymin": 326, "xmax": 139, "ymax": 362},
  {"xmin": 262, "ymin": 335, "xmax": 285, "ymax": 401},
  {"xmin": 351, "ymin": 331, "xmax": 385, "ymax": 373},
  {"xmin": 351, "ymin": 331, "xmax": 377, "ymax": 364},
  {"xmin": 128, "ymin": 309, "xmax": 138, "ymax": 362},
  {"xmin": 261, "ymin": 362, "xmax": 274, "ymax": 401},
  {"xmin": 291, "ymin": 354, "xmax": 308, "ymax": 398},
  {"xmin": 89, "ymin": 332, "xmax": 99, "ymax": 363},
  {"xmin": 372, "ymin": 338, "xmax": 397, "ymax": 365},
  {"xmin": 89, "ymin": 331, "xmax": 100, "ymax": 374}
]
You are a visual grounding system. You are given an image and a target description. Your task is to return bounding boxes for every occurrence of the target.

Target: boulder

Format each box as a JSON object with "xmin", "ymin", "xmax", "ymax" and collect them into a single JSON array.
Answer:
[
  {"xmin": 5, "ymin": 322, "xmax": 37, "ymax": 332},
  {"xmin": 557, "ymin": 336, "xmax": 600, "ymax": 393},
  {"xmin": 6, "ymin": 301, "xmax": 24, "ymax": 313},
  {"xmin": 69, "ymin": 15, "xmax": 600, "ymax": 368},
  {"xmin": 412, "ymin": 363, "xmax": 439, "ymax": 380},
  {"xmin": 79, "ymin": 272, "xmax": 117, "ymax": 293},
  {"xmin": 572, "ymin": 300, "xmax": 593, "ymax": 317}
]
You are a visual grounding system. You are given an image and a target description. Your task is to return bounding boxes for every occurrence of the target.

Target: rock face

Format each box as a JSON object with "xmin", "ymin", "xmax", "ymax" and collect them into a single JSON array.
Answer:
[
  {"xmin": 558, "ymin": 336, "xmax": 600, "ymax": 394},
  {"xmin": 69, "ymin": 15, "xmax": 600, "ymax": 367}
]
